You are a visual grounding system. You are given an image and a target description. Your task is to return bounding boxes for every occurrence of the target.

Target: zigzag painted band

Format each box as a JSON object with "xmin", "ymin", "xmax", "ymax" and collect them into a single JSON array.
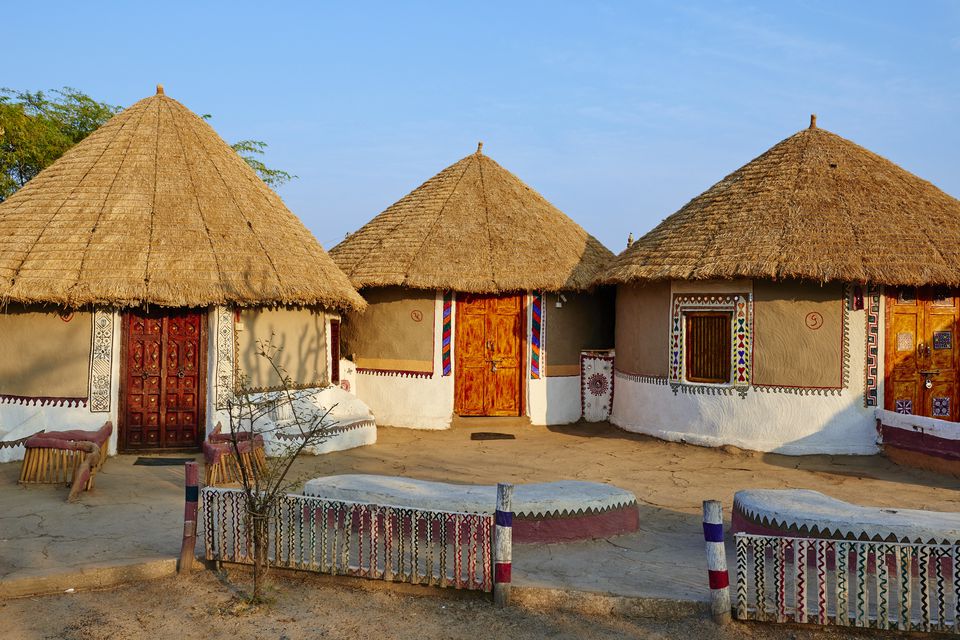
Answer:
[
  {"xmin": 530, "ymin": 292, "xmax": 542, "ymax": 379},
  {"xmin": 356, "ymin": 368, "xmax": 432, "ymax": 379},
  {"xmin": 442, "ymin": 291, "xmax": 453, "ymax": 376},
  {"xmin": 0, "ymin": 394, "xmax": 87, "ymax": 407}
]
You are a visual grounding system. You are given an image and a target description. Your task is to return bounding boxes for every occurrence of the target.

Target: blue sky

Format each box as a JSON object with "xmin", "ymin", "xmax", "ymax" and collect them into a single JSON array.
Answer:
[{"xmin": 6, "ymin": 1, "xmax": 959, "ymax": 253}]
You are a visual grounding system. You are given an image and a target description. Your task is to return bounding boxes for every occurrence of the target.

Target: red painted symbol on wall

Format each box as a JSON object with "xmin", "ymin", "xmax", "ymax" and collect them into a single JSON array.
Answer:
[
  {"xmin": 805, "ymin": 312, "xmax": 824, "ymax": 330},
  {"xmin": 59, "ymin": 311, "xmax": 75, "ymax": 322},
  {"xmin": 410, "ymin": 310, "xmax": 424, "ymax": 323}
]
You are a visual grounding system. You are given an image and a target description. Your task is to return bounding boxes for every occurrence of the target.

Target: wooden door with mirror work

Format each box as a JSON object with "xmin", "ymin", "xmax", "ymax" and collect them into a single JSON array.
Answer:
[
  {"xmin": 885, "ymin": 287, "xmax": 958, "ymax": 421},
  {"xmin": 455, "ymin": 294, "xmax": 524, "ymax": 417},
  {"xmin": 121, "ymin": 309, "xmax": 207, "ymax": 451}
]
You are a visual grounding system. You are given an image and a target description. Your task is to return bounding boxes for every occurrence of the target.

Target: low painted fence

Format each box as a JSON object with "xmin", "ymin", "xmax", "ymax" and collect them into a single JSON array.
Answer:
[
  {"xmin": 735, "ymin": 533, "xmax": 960, "ymax": 632},
  {"xmin": 202, "ymin": 487, "xmax": 495, "ymax": 591}
]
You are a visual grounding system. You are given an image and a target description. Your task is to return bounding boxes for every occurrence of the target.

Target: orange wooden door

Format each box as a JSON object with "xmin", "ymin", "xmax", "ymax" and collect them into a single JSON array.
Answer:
[
  {"xmin": 885, "ymin": 287, "xmax": 958, "ymax": 420},
  {"xmin": 122, "ymin": 309, "xmax": 206, "ymax": 451},
  {"xmin": 455, "ymin": 294, "xmax": 524, "ymax": 416}
]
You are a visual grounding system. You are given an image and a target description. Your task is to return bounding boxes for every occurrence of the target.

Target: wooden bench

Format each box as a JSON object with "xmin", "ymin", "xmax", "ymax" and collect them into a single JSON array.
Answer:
[
  {"xmin": 203, "ymin": 423, "xmax": 267, "ymax": 487},
  {"xmin": 19, "ymin": 421, "xmax": 113, "ymax": 498}
]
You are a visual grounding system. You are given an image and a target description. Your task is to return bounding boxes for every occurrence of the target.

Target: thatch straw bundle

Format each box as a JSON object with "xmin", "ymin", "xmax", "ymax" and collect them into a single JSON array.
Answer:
[
  {"xmin": 599, "ymin": 118, "xmax": 960, "ymax": 287},
  {"xmin": 0, "ymin": 87, "xmax": 364, "ymax": 310},
  {"xmin": 331, "ymin": 145, "xmax": 613, "ymax": 293}
]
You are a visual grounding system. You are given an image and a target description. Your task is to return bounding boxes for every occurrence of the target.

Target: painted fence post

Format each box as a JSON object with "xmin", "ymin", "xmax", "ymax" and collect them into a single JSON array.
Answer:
[
  {"xmin": 178, "ymin": 460, "xmax": 199, "ymax": 573},
  {"xmin": 493, "ymin": 482, "xmax": 514, "ymax": 607},
  {"xmin": 703, "ymin": 500, "xmax": 731, "ymax": 624}
]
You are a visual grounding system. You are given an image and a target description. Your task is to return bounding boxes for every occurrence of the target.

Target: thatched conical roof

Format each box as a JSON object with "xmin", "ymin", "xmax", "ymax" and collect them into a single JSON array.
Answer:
[
  {"xmin": 0, "ymin": 86, "xmax": 364, "ymax": 310},
  {"xmin": 599, "ymin": 117, "xmax": 960, "ymax": 287},
  {"xmin": 331, "ymin": 145, "xmax": 614, "ymax": 293}
]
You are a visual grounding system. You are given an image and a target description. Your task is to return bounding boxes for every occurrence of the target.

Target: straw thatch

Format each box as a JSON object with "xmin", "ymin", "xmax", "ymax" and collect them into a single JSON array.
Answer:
[
  {"xmin": 0, "ymin": 87, "xmax": 364, "ymax": 310},
  {"xmin": 330, "ymin": 145, "xmax": 613, "ymax": 293},
  {"xmin": 599, "ymin": 118, "xmax": 960, "ymax": 287}
]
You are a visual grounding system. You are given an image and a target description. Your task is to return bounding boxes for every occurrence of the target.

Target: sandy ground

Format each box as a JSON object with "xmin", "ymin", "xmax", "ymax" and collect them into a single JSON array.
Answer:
[
  {"xmin": 0, "ymin": 569, "xmax": 907, "ymax": 640},
  {"xmin": 1, "ymin": 421, "xmax": 957, "ymax": 602}
]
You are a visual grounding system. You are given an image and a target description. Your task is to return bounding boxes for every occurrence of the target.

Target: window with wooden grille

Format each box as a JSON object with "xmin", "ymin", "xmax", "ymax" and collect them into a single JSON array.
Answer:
[{"xmin": 684, "ymin": 312, "xmax": 731, "ymax": 384}]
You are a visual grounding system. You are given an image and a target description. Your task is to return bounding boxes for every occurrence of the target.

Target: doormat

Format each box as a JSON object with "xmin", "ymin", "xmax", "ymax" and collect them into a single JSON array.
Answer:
[
  {"xmin": 470, "ymin": 432, "xmax": 515, "ymax": 441},
  {"xmin": 133, "ymin": 457, "xmax": 196, "ymax": 466}
]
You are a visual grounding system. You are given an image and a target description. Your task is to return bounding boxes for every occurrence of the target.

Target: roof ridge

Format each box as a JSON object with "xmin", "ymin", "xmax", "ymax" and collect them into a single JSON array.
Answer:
[
  {"xmin": 143, "ymin": 91, "xmax": 162, "ymax": 298},
  {"xmin": 165, "ymin": 98, "xmax": 228, "ymax": 299},
  {"xmin": 180, "ymin": 99, "xmax": 286, "ymax": 295},
  {"xmin": 476, "ymin": 154, "xmax": 496, "ymax": 286},
  {"xmin": 400, "ymin": 156, "xmax": 473, "ymax": 285},
  {"xmin": 72, "ymin": 97, "xmax": 153, "ymax": 299}
]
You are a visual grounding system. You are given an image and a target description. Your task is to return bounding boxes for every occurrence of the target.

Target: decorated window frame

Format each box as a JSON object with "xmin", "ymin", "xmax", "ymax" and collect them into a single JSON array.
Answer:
[{"xmin": 669, "ymin": 294, "xmax": 752, "ymax": 396}]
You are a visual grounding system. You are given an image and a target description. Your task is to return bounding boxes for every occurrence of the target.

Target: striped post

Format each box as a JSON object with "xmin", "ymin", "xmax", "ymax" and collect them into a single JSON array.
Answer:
[
  {"xmin": 703, "ymin": 500, "xmax": 731, "ymax": 624},
  {"xmin": 493, "ymin": 482, "xmax": 514, "ymax": 607},
  {"xmin": 178, "ymin": 461, "xmax": 199, "ymax": 573}
]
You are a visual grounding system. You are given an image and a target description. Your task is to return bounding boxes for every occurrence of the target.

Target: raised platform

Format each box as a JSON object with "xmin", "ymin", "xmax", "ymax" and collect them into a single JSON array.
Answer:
[
  {"xmin": 733, "ymin": 489, "xmax": 960, "ymax": 544},
  {"xmin": 876, "ymin": 408, "xmax": 960, "ymax": 478},
  {"xmin": 302, "ymin": 474, "xmax": 639, "ymax": 544},
  {"xmin": 259, "ymin": 386, "xmax": 377, "ymax": 456}
]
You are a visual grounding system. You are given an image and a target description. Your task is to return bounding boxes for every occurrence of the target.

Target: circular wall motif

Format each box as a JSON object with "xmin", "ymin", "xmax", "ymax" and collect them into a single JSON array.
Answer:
[
  {"xmin": 410, "ymin": 310, "xmax": 424, "ymax": 323},
  {"xmin": 804, "ymin": 312, "xmax": 824, "ymax": 330},
  {"xmin": 587, "ymin": 372, "xmax": 609, "ymax": 397}
]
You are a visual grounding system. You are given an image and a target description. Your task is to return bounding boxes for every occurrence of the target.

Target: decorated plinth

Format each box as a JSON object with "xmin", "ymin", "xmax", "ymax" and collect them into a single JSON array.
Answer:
[
  {"xmin": 303, "ymin": 474, "xmax": 639, "ymax": 544},
  {"xmin": 876, "ymin": 408, "xmax": 960, "ymax": 478},
  {"xmin": 733, "ymin": 489, "xmax": 960, "ymax": 545}
]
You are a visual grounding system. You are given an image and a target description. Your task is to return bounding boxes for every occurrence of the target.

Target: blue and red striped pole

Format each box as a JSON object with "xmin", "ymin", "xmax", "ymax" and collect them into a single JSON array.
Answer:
[
  {"xmin": 493, "ymin": 483, "xmax": 514, "ymax": 607},
  {"xmin": 703, "ymin": 499, "xmax": 731, "ymax": 624},
  {"xmin": 178, "ymin": 460, "xmax": 199, "ymax": 573}
]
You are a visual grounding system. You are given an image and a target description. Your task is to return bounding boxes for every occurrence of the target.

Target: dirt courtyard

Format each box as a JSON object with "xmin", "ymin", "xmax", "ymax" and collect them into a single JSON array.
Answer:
[
  {"xmin": 1, "ymin": 420, "xmax": 957, "ymax": 603},
  {"xmin": 294, "ymin": 420, "xmax": 959, "ymax": 514},
  {"xmin": 0, "ymin": 569, "xmax": 906, "ymax": 640}
]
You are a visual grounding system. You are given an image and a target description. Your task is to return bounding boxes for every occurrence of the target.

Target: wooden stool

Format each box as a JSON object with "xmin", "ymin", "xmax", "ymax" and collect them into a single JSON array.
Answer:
[
  {"xmin": 203, "ymin": 423, "xmax": 267, "ymax": 486},
  {"xmin": 19, "ymin": 421, "xmax": 113, "ymax": 491}
]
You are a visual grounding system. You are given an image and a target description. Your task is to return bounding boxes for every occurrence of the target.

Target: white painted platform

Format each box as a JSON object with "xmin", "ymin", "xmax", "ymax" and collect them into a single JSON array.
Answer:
[
  {"xmin": 302, "ymin": 474, "xmax": 636, "ymax": 517},
  {"xmin": 734, "ymin": 489, "xmax": 960, "ymax": 544}
]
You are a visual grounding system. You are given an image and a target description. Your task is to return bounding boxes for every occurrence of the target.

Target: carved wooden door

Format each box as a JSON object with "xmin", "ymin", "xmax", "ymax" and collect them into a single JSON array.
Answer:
[
  {"xmin": 122, "ymin": 309, "xmax": 206, "ymax": 451},
  {"xmin": 885, "ymin": 287, "xmax": 958, "ymax": 421},
  {"xmin": 454, "ymin": 294, "xmax": 523, "ymax": 416}
]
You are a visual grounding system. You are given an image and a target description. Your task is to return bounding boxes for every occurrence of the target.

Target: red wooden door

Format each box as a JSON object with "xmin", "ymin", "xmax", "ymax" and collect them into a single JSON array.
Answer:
[
  {"xmin": 455, "ymin": 294, "xmax": 523, "ymax": 416},
  {"xmin": 122, "ymin": 309, "xmax": 206, "ymax": 451},
  {"xmin": 885, "ymin": 287, "xmax": 959, "ymax": 421}
]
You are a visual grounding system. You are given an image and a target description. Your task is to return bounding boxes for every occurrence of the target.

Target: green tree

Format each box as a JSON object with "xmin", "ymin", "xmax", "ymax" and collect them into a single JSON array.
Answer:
[
  {"xmin": 0, "ymin": 87, "xmax": 295, "ymax": 202},
  {"xmin": 0, "ymin": 87, "xmax": 119, "ymax": 201},
  {"xmin": 231, "ymin": 139, "xmax": 297, "ymax": 188}
]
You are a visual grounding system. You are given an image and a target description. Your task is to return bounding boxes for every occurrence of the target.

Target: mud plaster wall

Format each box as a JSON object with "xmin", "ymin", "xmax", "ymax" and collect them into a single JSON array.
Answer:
[
  {"xmin": 341, "ymin": 287, "xmax": 434, "ymax": 374},
  {"xmin": 353, "ymin": 292, "xmax": 453, "ymax": 429},
  {"xmin": 237, "ymin": 307, "xmax": 328, "ymax": 390},
  {"xmin": 544, "ymin": 289, "xmax": 615, "ymax": 377},
  {"xmin": 0, "ymin": 305, "xmax": 91, "ymax": 398},
  {"xmin": 753, "ymin": 280, "xmax": 844, "ymax": 388},
  {"xmin": 0, "ymin": 310, "xmax": 123, "ymax": 463},
  {"xmin": 611, "ymin": 288, "xmax": 880, "ymax": 455},
  {"xmin": 615, "ymin": 282, "xmax": 671, "ymax": 377}
]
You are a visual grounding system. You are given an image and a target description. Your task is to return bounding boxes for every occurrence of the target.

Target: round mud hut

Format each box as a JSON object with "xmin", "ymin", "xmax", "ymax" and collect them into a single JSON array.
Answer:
[
  {"xmin": 597, "ymin": 116, "xmax": 960, "ymax": 455},
  {"xmin": 0, "ymin": 86, "xmax": 366, "ymax": 461},
  {"xmin": 331, "ymin": 144, "xmax": 615, "ymax": 428}
]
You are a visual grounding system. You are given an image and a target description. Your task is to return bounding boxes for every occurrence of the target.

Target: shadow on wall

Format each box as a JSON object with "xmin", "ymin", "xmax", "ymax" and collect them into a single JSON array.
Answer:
[
  {"xmin": 238, "ymin": 307, "xmax": 327, "ymax": 389},
  {"xmin": 540, "ymin": 287, "xmax": 616, "ymax": 425}
]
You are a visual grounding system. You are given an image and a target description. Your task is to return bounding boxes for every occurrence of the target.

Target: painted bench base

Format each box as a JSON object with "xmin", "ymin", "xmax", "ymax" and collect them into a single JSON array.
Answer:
[{"xmin": 303, "ymin": 474, "xmax": 639, "ymax": 544}]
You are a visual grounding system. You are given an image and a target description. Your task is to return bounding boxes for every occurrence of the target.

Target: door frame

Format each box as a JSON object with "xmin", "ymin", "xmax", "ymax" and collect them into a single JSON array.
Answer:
[
  {"xmin": 118, "ymin": 308, "xmax": 208, "ymax": 453},
  {"xmin": 453, "ymin": 292, "xmax": 527, "ymax": 418}
]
